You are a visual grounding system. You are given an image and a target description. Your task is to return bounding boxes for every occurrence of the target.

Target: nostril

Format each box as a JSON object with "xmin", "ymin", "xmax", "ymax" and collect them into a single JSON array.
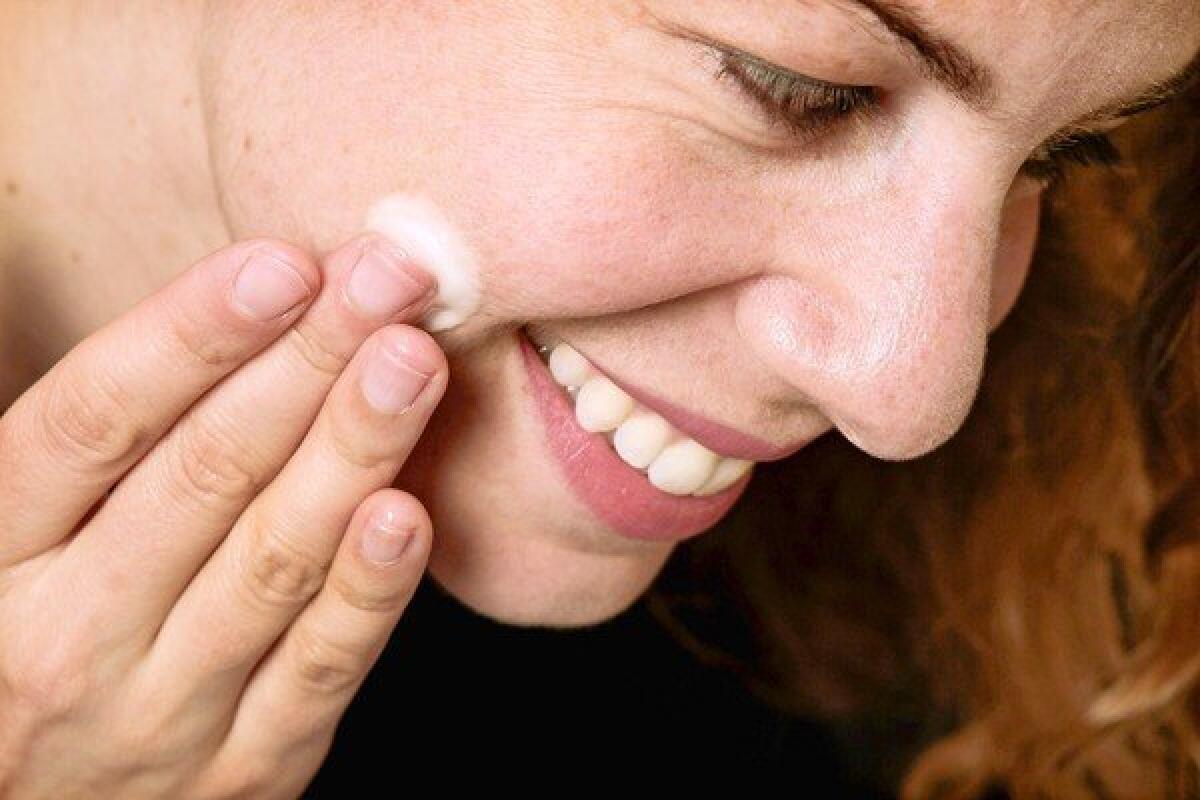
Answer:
[
  {"xmin": 988, "ymin": 187, "xmax": 1041, "ymax": 332},
  {"xmin": 736, "ymin": 273, "xmax": 989, "ymax": 463},
  {"xmin": 838, "ymin": 405, "xmax": 966, "ymax": 461},
  {"xmin": 833, "ymin": 349, "xmax": 986, "ymax": 462}
]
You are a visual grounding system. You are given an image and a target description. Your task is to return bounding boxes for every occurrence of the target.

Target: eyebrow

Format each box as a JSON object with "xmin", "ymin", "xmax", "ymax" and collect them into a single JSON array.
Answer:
[
  {"xmin": 850, "ymin": 0, "xmax": 1200, "ymax": 123},
  {"xmin": 850, "ymin": 0, "xmax": 994, "ymax": 110},
  {"xmin": 1089, "ymin": 50, "xmax": 1200, "ymax": 123}
]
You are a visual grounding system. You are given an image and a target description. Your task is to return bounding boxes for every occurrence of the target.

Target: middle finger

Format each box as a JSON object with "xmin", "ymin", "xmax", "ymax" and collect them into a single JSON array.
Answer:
[
  {"xmin": 54, "ymin": 235, "xmax": 436, "ymax": 645},
  {"xmin": 152, "ymin": 323, "xmax": 446, "ymax": 688}
]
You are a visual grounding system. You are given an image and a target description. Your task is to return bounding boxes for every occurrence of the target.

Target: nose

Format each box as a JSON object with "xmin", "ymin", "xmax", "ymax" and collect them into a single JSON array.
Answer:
[{"xmin": 734, "ymin": 147, "xmax": 1022, "ymax": 461}]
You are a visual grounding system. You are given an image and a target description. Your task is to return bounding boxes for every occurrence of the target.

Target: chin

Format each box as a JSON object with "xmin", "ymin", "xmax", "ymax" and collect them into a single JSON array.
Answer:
[
  {"xmin": 390, "ymin": 325, "xmax": 750, "ymax": 629},
  {"xmin": 424, "ymin": 535, "xmax": 674, "ymax": 628}
]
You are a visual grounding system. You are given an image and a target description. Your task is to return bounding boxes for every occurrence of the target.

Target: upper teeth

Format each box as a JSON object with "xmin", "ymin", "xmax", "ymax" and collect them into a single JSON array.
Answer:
[
  {"xmin": 612, "ymin": 411, "xmax": 671, "ymax": 469},
  {"xmin": 573, "ymin": 375, "xmax": 634, "ymax": 433},
  {"xmin": 538, "ymin": 339, "xmax": 754, "ymax": 497}
]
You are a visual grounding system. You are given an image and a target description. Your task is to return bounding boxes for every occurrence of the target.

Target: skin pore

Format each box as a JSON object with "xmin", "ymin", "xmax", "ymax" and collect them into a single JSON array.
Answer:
[{"xmin": 1, "ymin": 1, "xmax": 1198, "ymax": 627}]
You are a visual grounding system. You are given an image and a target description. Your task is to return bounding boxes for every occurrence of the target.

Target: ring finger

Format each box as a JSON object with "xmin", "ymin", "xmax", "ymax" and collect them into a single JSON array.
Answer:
[
  {"xmin": 148, "ymin": 323, "xmax": 446, "ymax": 695},
  {"xmin": 204, "ymin": 489, "xmax": 430, "ymax": 795}
]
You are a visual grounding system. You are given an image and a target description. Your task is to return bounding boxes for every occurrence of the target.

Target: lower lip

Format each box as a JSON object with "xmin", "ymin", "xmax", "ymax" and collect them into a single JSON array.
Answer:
[{"xmin": 518, "ymin": 331, "xmax": 752, "ymax": 543}]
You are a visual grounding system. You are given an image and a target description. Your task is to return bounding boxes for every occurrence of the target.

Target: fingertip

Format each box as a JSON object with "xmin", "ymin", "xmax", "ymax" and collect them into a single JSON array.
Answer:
[
  {"xmin": 357, "ymin": 489, "xmax": 432, "ymax": 567},
  {"xmin": 201, "ymin": 238, "xmax": 322, "ymax": 326},
  {"xmin": 375, "ymin": 324, "xmax": 448, "ymax": 383},
  {"xmin": 237, "ymin": 238, "xmax": 322, "ymax": 296}
]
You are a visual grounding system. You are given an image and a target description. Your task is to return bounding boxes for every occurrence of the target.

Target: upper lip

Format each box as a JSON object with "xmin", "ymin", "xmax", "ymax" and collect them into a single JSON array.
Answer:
[{"xmin": 566, "ymin": 342, "xmax": 812, "ymax": 463}]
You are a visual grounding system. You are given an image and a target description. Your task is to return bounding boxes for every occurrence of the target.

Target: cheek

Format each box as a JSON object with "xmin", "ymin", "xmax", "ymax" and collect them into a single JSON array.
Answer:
[
  {"xmin": 203, "ymin": 5, "xmax": 759, "ymax": 325},
  {"xmin": 443, "ymin": 120, "xmax": 762, "ymax": 323},
  {"xmin": 201, "ymin": 5, "xmax": 430, "ymax": 246},
  {"xmin": 987, "ymin": 187, "xmax": 1042, "ymax": 332}
]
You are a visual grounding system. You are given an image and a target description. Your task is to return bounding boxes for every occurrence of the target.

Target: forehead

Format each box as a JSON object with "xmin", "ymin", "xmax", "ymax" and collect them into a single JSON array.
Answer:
[
  {"xmin": 844, "ymin": 0, "xmax": 1200, "ymax": 120},
  {"xmin": 911, "ymin": 0, "xmax": 1198, "ymax": 73},
  {"xmin": 899, "ymin": 0, "xmax": 1195, "ymax": 34}
]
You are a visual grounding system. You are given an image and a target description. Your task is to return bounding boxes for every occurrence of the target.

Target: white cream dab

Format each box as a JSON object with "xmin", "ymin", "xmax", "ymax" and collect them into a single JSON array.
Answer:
[{"xmin": 364, "ymin": 193, "xmax": 481, "ymax": 332}]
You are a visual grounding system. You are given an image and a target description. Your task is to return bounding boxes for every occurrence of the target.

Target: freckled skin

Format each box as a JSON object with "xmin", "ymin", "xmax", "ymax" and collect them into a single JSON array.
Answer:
[{"xmin": 3, "ymin": 1, "xmax": 1198, "ymax": 625}]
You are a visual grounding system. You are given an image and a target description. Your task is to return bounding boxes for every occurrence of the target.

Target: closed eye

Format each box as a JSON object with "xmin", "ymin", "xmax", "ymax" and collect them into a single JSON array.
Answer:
[
  {"xmin": 1017, "ymin": 130, "xmax": 1124, "ymax": 188},
  {"xmin": 711, "ymin": 47, "xmax": 880, "ymax": 142},
  {"xmin": 710, "ymin": 45, "xmax": 1124, "ymax": 189}
]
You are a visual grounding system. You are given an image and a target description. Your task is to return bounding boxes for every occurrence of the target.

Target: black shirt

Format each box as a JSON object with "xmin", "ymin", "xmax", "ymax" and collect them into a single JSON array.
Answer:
[{"xmin": 301, "ymin": 573, "xmax": 916, "ymax": 796}]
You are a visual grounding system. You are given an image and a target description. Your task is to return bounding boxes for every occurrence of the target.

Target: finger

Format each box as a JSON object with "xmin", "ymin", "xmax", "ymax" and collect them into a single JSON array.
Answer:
[
  {"xmin": 53, "ymin": 235, "xmax": 436, "ymax": 640},
  {"xmin": 212, "ymin": 491, "xmax": 429, "ymax": 775},
  {"xmin": 0, "ymin": 240, "xmax": 319, "ymax": 567},
  {"xmin": 151, "ymin": 324, "xmax": 446, "ymax": 691}
]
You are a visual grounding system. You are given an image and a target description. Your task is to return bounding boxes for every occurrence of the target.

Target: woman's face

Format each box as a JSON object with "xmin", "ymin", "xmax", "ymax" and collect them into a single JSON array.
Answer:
[{"xmin": 199, "ymin": 1, "xmax": 1200, "ymax": 624}]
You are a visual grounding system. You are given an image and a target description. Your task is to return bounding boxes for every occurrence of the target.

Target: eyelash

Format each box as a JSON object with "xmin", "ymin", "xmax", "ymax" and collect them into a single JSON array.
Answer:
[
  {"xmin": 712, "ymin": 50, "xmax": 1124, "ymax": 189},
  {"xmin": 1019, "ymin": 131, "xmax": 1124, "ymax": 187},
  {"xmin": 712, "ymin": 52, "xmax": 879, "ymax": 140}
]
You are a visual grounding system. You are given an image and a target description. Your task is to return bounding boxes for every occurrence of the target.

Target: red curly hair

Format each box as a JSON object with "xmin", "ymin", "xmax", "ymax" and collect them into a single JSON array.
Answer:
[{"xmin": 645, "ymin": 76, "xmax": 1200, "ymax": 798}]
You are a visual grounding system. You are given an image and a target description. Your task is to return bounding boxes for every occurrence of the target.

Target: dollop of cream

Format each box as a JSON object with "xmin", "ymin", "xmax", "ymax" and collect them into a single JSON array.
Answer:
[{"xmin": 364, "ymin": 193, "xmax": 481, "ymax": 332}]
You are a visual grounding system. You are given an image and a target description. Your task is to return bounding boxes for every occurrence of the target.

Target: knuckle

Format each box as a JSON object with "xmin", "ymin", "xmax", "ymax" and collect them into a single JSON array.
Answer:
[
  {"xmin": 217, "ymin": 776, "xmax": 270, "ymax": 800},
  {"xmin": 327, "ymin": 414, "xmax": 393, "ymax": 472},
  {"xmin": 283, "ymin": 322, "xmax": 348, "ymax": 381},
  {"xmin": 40, "ymin": 369, "xmax": 152, "ymax": 471},
  {"xmin": 105, "ymin": 718, "xmax": 172, "ymax": 774},
  {"xmin": 198, "ymin": 764, "xmax": 275, "ymax": 800},
  {"xmin": 235, "ymin": 513, "xmax": 328, "ymax": 611},
  {"xmin": 173, "ymin": 417, "xmax": 263, "ymax": 505},
  {"xmin": 329, "ymin": 568, "xmax": 412, "ymax": 614},
  {"xmin": 5, "ymin": 647, "xmax": 92, "ymax": 720},
  {"xmin": 163, "ymin": 310, "xmax": 246, "ymax": 370},
  {"xmin": 289, "ymin": 625, "xmax": 365, "ymax": 696}
]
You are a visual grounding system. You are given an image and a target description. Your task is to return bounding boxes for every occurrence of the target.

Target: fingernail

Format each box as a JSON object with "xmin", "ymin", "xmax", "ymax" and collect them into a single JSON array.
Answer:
[
  {"xmin": 361, "ymin": 338, "xmax": 435, "ymax": 413},
  {"xmin": 232, "ymin": 251, "xmax": 313, "ymax": 321},
  {"xmin": 344, "ymin": 239, "xmax": 436, "ymax": 321},
  {"xmin": 362, "ymin": 509, "xmax": 415, "ymax": 565}
]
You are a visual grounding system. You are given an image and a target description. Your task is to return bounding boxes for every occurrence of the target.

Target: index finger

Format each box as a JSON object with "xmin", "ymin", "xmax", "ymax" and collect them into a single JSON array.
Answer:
[{"xmin": 0, "ymin": 239, "xmax": 319, "ymax": 567}]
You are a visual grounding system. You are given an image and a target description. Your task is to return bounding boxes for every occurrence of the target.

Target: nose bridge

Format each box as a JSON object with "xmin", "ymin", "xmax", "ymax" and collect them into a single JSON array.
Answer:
[{"xmin": 735, "ymin": 156, "xmax": 1003, "ymax": 461}]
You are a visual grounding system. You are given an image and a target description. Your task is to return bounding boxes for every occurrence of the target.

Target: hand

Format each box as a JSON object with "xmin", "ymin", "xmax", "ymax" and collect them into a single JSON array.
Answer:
[{"xmin": 0, "ymin": 234, "xmax": 446, "ymax": 798}]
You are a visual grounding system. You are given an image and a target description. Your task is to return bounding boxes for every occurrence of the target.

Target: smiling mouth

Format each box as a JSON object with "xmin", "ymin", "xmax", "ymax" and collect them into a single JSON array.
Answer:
[{"xmin": 522, "ymin": 325, "xmax": 755, "ymax": 498}]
